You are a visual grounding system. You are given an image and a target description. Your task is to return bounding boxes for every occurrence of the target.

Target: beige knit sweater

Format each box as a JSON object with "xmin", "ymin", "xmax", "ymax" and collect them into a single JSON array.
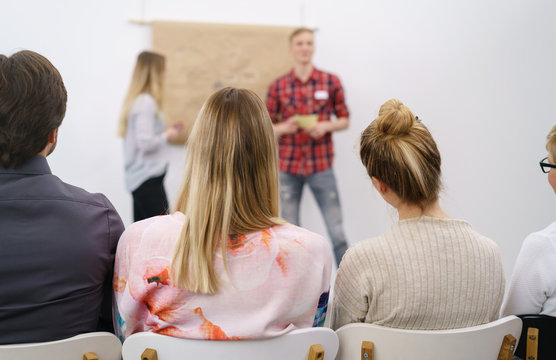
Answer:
[{"xmin": 330, "ymin": 216, "xmax": 505, "ymax": 330}]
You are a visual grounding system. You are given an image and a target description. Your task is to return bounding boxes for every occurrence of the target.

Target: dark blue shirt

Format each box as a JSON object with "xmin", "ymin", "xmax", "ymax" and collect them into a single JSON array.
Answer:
[{"xmin": 0, "ymin": 156, "xmax": 124, "ymax": 344}]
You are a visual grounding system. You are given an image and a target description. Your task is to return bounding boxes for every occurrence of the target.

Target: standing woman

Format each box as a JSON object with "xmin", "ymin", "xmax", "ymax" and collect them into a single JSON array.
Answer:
[
  {"xmin": 114, "ymin": 87, "xmax": 332, "ymax": 340},
  {"xmin": 118, "ymin": 51, "xmax": 181, "ymax": 221},
  {"xmin": 331, "ymin": 99, "xmax": 505, "ymax": 330}
]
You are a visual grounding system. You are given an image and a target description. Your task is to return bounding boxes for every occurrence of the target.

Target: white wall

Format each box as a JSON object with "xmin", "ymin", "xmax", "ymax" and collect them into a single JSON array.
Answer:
[{"xmin": 2, "ymin": 0, "xmax": 555, "ymax": 282}]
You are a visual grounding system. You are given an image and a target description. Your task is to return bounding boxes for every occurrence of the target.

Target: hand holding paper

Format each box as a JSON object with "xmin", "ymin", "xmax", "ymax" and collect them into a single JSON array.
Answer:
[{"xmin": 295, "ymin": 114, "xmax": 318, "ymax": 129}]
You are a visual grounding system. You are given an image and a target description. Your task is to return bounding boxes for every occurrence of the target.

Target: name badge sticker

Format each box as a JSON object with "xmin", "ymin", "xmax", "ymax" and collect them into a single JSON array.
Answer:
[{"xmin": 314, "ymin": 90, "xmax": 329, "ymax": 100}]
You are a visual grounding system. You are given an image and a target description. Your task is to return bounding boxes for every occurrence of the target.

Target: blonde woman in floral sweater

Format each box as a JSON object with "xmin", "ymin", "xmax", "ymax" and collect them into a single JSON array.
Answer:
[{"xmin": 114, "ymin": 88, "xmax": 332, "ymax": 340}]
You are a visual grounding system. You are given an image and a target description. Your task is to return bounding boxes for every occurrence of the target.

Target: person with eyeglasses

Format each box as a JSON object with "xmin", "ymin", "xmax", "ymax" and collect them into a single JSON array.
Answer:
[{"xmin": 502, "ymin": 124, "xmax": 556, "ymax": 317}]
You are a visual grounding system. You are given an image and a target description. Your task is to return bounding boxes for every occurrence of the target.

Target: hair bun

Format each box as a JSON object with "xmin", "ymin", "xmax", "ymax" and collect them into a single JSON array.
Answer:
[{"xmin": 375, "ymin": 99, "xmax": 415, "ymax": 136}]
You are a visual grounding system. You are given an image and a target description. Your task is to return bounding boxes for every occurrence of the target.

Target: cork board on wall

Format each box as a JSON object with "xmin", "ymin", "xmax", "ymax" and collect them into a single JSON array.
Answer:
[{"xmin": 152, "ymin": 21, "xmax": 296, "ymax": 143}]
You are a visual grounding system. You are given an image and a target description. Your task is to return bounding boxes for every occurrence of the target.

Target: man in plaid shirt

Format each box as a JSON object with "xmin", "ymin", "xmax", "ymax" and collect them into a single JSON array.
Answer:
[{"xmin": 266, "ymin": 27, "xmax": 349, "ymax": 265}]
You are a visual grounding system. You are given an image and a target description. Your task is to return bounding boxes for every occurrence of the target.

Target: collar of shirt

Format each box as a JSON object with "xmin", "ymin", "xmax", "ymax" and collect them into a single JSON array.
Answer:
[
  {"xmin": 0, "ymin": 155, "xmax": 52, "ymax": 175},
  {"xmin": 289, "ymin": 67, "xmax": 320, "ymax": 84}
]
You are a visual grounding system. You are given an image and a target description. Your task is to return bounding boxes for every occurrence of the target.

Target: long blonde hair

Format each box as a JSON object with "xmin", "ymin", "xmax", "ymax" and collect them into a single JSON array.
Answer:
[
  {"xmin": 360, "ymin": 99, "xmax": 442, "ymax": 210},
  {"xmin": 172, "ymin": 87, "xmax": 282, "ymax": 294},
  {"xmin": 547, "ymin": 124, "xmax": 556, "ymax": 161},
  {"xmin": 117, "ymin": 51, "xmax": 165, "ymax": 137}
]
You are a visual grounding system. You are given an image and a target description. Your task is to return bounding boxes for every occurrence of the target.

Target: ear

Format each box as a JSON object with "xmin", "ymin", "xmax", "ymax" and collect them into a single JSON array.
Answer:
[
  {"xmin": 47, "ymin": 128, "xmax": 58, "ymax": 144},
  {"xmin": 371, "ymin": 176, "xmax": 389, "ymax": 196}
]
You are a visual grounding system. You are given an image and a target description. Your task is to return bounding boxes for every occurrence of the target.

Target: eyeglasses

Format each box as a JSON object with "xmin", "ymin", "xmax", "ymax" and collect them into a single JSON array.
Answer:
[{"xmin": 540, "ymin": 157, "xmax": 556, "ymax": 173}]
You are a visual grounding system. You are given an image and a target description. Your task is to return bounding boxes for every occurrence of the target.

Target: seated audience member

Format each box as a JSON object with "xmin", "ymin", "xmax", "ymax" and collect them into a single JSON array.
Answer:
[
  {"xmin": 113, "ymin": 87, "xmax": 333, "ymax": 340},
  {"xmin": 502, "ymin": 124, "xmax": 556, "ymax": 317},
  {"xmin": 330, "ymin": 99, "xmax": 505, "ymax": 330},
  {"xmin": 0, "ymin": 50, "xmax": 124, "ymax": 344}
]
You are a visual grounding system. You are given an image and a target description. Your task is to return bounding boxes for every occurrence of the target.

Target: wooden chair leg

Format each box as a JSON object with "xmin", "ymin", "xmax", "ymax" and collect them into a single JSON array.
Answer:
[
  {"xmin": 308, "ymin": 344, "xmax": 324, "ymax": 360},
  {"xmin": 141, "ymin": 348, "xmax": 158, "ymax": 360},
  {"xmin": 526, "ymin": 327, "xmax": 539, "ymax": 360},
  {"xmin": 83, "ymin": 352, "xmax": 98, "ymax": 360},
  {"xmin": 497, "ymin": 334, "xmax": 517, "ymax": 360},
  {"xmin": 361, "ymin": 341, "xmax": 373, "ymax": 360}
]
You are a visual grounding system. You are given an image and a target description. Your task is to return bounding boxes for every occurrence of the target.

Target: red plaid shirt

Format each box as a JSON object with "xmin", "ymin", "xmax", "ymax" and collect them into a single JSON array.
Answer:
[{"xmin": 266, "ymin": 68, "xmax": 349, "ymax": 176}]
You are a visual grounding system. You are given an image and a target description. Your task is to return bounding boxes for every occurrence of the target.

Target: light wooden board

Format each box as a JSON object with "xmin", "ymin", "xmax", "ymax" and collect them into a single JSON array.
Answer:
[{"xmin": 152, "ymin": 21, "xmax": 295, "ymax": 142}]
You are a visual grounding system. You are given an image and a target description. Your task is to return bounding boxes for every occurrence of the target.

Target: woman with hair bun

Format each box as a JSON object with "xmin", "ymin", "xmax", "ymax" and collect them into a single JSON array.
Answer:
[{"xmin": 330, "ymin": 99, "xmax": 505, "ymax": 330}]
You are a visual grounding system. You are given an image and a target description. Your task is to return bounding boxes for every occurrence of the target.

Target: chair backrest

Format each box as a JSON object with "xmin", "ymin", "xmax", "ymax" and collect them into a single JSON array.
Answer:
[
  {"xmin": 515, "ymin": 314, "xmax": 556, "ymax": 360},
  {"xmin": 0, "ymin": 332, "xmax": 121, "ymax": 360},
  {"xmin": 335, "ymin": 315, "xmax": 522, "ymax": 360},
  {"xmin": 122, "ymin": 328, "xmax": 339, "ymax": 360}
]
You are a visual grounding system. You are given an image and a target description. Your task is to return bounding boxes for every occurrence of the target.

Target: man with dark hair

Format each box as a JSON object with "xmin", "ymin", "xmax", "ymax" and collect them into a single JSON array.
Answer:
[
  {"xmin": 0, "ymin": 50, "xmax": 124, "ymax": 344},
  {"xmin": 266, "ymin": 28, "xmax": 349, "ymax": 265}
]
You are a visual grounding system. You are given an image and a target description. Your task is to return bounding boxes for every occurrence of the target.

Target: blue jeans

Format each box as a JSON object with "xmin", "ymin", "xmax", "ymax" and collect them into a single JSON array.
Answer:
[{"xmin": 279, "ymin": 168, "xmax": 348, "ymax": 265}]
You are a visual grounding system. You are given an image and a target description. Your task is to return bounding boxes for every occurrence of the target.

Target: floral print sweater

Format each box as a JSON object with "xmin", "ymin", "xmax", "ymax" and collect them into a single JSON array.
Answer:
[{"xmin": 113, "ymin": 212, "xmax": 332, "ymax": 340}]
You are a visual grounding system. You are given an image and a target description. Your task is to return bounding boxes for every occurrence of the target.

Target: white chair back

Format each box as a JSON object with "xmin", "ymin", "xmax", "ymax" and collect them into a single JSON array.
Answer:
[
  {"xmin": 0, "ymin": 332, "xmax": 121, "ymax": 360},
  {"xmin": 335, "ymin": 315, "xmax": 522, "ymax": 360},
  {"xmin": 122, "ymin": 328, "xmax": 339, "ymax": 360}
]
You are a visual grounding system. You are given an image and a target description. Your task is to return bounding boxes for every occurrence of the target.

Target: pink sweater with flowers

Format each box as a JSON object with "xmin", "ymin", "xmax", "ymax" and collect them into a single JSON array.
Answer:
[{"xmin": 113, "ymin": 212, "xmax": 332, "ymax": 340}]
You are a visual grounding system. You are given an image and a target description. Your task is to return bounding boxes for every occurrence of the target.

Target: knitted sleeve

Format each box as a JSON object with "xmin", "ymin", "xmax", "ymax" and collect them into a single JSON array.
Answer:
[{"xmin": 330, "ymin": 246, "xmax": 370, "ymax": 329}]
